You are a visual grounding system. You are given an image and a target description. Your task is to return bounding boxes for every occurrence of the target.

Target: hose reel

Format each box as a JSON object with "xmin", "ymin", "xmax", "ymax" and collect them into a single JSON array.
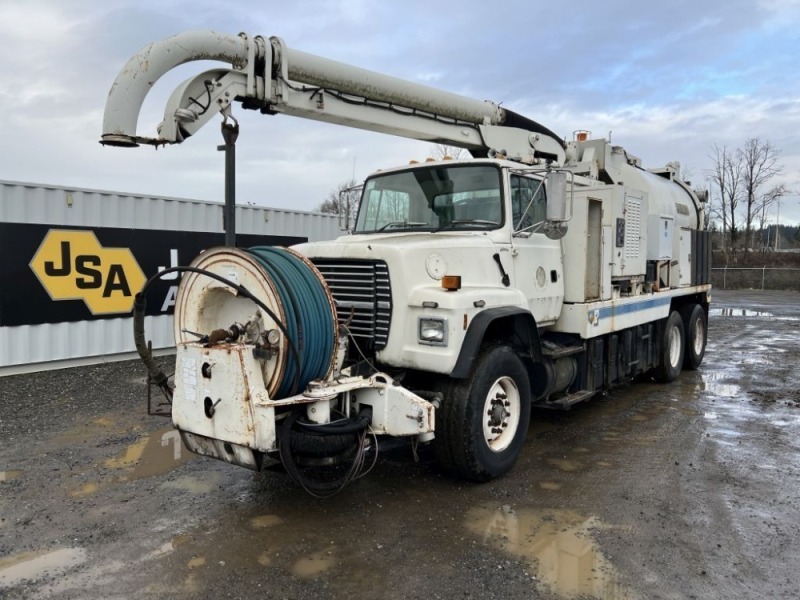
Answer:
[{"xmin": 174, "ymin": 246, "xmax": 339, "ymax": 398}]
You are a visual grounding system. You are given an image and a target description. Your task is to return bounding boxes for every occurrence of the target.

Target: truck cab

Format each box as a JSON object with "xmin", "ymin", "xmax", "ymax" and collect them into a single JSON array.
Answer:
[{"xmin": 297, "ymin": 159, "xmax": 565, "ymax": 376}]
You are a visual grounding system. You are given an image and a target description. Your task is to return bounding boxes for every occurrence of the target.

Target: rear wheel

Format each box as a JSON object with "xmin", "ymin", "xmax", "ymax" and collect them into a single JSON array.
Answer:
[
  {"xmin": 652, "ymin": 310, "xmax": 685, "ymax": 383},
  {"xmin": 435, "ymin": 346, "xmax": 531, "ymax": 482},
  {"xmin": 680, "ymin": 304, "xmax": 707, "ymax": 370}
]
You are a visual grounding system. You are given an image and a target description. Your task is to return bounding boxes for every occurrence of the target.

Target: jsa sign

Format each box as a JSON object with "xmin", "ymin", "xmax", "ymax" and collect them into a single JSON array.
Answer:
[
  {"xmin": 0, "ymin": 223, "xmax": 305, "ymax": 327},
  {"xmin": 29, "ymin": 230, "xmax": 146, "ymax": 315}
]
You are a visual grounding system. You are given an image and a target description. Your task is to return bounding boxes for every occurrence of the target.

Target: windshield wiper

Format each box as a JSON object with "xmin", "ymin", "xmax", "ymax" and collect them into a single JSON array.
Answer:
[
  {"xmin": 434, "ymin": 219, "xmax": 499, "ymax": 232},
  {"xmin": 376, "ymin": 221, "xmax": 427, "ymax": 232}
]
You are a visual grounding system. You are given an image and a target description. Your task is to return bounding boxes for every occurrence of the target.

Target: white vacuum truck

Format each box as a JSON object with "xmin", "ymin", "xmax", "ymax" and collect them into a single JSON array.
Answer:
[{"xmin": 103, "ymin": 31, "xmax": 711, "ymax": 494}]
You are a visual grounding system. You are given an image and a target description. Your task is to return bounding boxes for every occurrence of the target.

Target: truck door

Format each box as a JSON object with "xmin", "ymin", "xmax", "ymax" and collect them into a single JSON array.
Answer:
[{"xmin": 509, "ymin": 174, "xmax": 564, "ymax": 324}]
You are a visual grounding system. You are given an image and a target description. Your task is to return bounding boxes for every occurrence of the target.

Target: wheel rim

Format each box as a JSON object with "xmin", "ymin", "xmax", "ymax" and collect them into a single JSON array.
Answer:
[
  {"xmin": 692, "ymin": 317, "xmax": 705, "ymax": 356},
  {"xmin": 482, "ymin": 376, "xmax": 521, "ymax": 453},
  {"xmin": 668, "ymin": 323, "xmax": 682, "ymax": 367}
]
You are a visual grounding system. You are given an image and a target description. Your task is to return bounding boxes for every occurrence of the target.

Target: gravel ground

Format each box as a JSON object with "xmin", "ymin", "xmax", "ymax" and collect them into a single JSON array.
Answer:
[{"xmin": 1, "ymin": 289, "xmax": 799, "ymax": 599}]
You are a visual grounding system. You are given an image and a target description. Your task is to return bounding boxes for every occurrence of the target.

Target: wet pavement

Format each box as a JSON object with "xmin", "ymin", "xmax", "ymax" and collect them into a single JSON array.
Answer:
[{"xmin": 1, "ymin": 289, "xmax": 799, "ymax": 599}]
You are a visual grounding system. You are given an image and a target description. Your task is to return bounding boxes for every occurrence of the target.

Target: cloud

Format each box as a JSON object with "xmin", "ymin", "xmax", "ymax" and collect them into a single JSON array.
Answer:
[{"xmin": 0, "ymin": 0, "xmax": 798, "ymax": 225}]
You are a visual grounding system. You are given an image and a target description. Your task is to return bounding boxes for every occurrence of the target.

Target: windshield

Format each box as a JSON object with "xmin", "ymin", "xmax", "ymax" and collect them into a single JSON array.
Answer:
[{"xmin": 354, "ymin": 164, "xmax": 503, "ymax": 233}]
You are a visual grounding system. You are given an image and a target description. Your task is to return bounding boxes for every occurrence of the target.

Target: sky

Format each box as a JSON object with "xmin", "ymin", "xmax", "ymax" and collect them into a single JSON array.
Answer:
[{"xmin": 2, "ymin": 0, "xmax": 799, "ymax": 225}]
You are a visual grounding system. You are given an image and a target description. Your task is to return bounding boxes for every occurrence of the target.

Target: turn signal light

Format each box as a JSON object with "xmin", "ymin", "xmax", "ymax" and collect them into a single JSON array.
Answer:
[{"xmin": 442, "ymin": 275, "xmax": 461, "ymax": 291}]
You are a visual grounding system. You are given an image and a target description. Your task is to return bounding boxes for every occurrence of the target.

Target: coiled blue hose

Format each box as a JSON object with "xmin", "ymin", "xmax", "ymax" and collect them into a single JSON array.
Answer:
[{"xmin": 246, "ymin": 247, "xmax": 336, "ymax": 398}]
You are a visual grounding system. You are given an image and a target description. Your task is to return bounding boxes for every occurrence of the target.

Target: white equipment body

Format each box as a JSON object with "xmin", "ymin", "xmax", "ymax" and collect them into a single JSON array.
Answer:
[{"xmin": 105, "ymin": 31, "xmax": 711, "ymax": 486}]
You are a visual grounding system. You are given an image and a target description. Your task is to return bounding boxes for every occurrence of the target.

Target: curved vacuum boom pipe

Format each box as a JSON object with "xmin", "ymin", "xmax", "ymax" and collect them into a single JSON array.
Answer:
[
  {"xmin": 101, "ymin": 30, "xmax": 252, "ymax": 147},
  {"xmin": 100, "ymin": 30, "xmax": 564, "ymax": 161},
  {"xmin": 282, "ymin": 46, "xmax": 504, "ymax": 126}
]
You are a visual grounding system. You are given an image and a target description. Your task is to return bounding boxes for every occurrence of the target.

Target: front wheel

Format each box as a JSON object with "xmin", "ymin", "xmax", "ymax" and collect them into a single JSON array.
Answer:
[
  {"xmin": 435, "ymin": 346, "xmax": 531, "ymax": 482},
  {"xmin": 652, "ymin": 310, "xmax": 685, "ymax": 383}
]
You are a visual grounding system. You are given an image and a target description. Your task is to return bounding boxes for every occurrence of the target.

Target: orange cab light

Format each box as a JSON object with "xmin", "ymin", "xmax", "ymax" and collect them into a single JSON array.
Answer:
[{"xmin": 442, "ymin": 275, "xmax": 461, "ymax": 291}]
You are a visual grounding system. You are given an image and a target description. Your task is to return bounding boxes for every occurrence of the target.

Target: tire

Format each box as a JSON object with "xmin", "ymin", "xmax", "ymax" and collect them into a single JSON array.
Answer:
[
  {"xmin": 680, "ymin": 304, "xmax": 707, "ymax": 370},
  {"xmin": 652, "ymin": 310, "xmax": 685, "ymax": 383},
  {"xmin": 435, "ymin": 346, "xmax": 531, "ymax": 482}
]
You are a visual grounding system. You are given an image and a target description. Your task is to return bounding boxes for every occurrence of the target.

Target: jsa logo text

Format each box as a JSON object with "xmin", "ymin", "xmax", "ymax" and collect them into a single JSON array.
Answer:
[{"xmin": 30, "ymin": 230, "xmax": 145, "ymax": 315}]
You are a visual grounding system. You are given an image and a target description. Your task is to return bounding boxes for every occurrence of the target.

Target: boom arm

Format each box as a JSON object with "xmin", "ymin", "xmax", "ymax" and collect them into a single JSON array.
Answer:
[{"xmin": 101, "ymin": 30, "xmax": 565, "ymax": 165}]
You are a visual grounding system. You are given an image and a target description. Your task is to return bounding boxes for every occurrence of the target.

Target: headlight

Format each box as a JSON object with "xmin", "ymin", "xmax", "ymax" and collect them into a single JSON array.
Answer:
[{"xmin": 418, "ymin": 317, "xmax": 448, "ymax": 346}]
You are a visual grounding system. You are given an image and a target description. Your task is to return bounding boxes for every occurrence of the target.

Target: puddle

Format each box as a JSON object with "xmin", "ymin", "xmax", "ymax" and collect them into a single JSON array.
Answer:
[
  {"xmin": 290, "ymin": 549, "xmax": 335, "ymax": 578},
  {"xmin": 0, "ymin": 470, "xmax": 22, "ymax": 482},
  {"xmin": 0, "ymin": 548, "xmax": 87, "ymax": 587},
  {"xmin": 709, "ymin": 308, "xmax": 773, "ymax": 318},
  {"xmin": 466, "ymin": 505, "xmax": 633, "ymax": 599},
  {"xmin": 105, "ymin": 438, "xmax": 149, "ymax": 469},
  {"xmin": 629, "ymin": 435, "xmax": 658, "ymax": 447},
  {"xmin": 675, "ymin": 407, "xmax": 700, "ymax": 417},
  {"xmin": 251, "ymin": 515, "xmax": 284, "ymax": 529},
  {"xmin": 701, "ymin": 374, "xmax": 741, "ymax": 398},
  {"xmin": 546, "ymin": 458, "xmax": 584, "ymax": 472},
  {"xmin": 710, "ymin": 308, "xmax": 800, "ymax": 322},
  {"xmin": 161, "ymin": 474, "xmax": 220, "ymax": 495},
  {"xmin": 187, "ymin": 556, "xmax": 206, "ymax": 569},
  {"xmin": 539, "ymin": 482, "xmax": 562, "ymax": 491},
  {"xmin": 707, "ymin": 426, "xmax": 743, "ymax": 443},
  {"xmin": 706, "ymin": 383, "xmax": 741, "ymax": 397},
  {"xmin": 105, "ymin": 428, "xmax": 195, "ymax": 480},
  {"xmin": 69, "ymin": 482, "xmax": 99, "ymax": 497},
  {"xmin": 142, "ymin": 535, "xmax": 193, "ymax": 562}
]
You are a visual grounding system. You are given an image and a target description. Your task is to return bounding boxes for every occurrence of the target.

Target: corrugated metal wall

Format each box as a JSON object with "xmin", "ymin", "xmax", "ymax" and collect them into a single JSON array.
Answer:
[
  {"xmin": 0, "ymin": 179, "xmax": 340, "ymax": 238},
  {"xmin": 0, "ymin": 179, "xmax": 342, "ymax": 375}
]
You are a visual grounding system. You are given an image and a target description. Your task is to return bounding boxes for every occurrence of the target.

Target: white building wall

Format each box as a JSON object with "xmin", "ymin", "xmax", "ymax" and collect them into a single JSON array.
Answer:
[{"xmin": 0, "ymin": 180, "xmax": 342, "ymax": 375}]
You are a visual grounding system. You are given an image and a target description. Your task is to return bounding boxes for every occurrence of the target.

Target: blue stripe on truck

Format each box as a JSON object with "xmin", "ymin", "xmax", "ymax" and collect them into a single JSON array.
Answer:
[{"xmin": 597, "ymin": 296, "xmax": 672, "ymax": 320}]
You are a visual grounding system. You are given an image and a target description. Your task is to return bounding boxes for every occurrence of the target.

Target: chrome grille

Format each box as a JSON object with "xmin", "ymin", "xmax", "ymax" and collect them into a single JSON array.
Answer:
[{"xmin": 311, "ymin": 259, "xmax": 392, "ymax": 350}]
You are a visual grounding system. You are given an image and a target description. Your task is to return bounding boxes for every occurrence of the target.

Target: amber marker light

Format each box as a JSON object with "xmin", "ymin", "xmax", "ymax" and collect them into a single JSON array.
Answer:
[{"xmin": 442, "ymin": 275, "xmax": 461, "ymax": 291}]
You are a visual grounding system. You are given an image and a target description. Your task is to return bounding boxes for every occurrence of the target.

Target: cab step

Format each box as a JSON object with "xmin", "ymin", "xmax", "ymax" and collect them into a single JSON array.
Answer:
[{"xmin": 536, "ymin": 390, "xmax": 596, "ymax": 410}]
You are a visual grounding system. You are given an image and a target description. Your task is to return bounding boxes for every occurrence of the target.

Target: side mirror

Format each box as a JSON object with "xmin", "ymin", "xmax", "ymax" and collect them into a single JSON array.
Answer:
[
  {"xmin": 545, "ymin": 171, "xmax": 568, "ymax": 221},
  {"xmin": 544, "ymin": 171, "xmax": 569, "ymax": 240},
  {"xmin": 337, "ymin": 185, "xmax": 362, "ymax": 232}
]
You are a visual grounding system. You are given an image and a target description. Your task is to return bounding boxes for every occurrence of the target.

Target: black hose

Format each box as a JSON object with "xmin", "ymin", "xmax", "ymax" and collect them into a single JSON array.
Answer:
[
  {"xmin": 132, "ymin": 293, "xmax": 171, "ymax": 396},
  {"xmin": 279, "ymin": 409, "xmax": 374, "ymax": 497},
  {"xmin": 295, "ymin": 415, "xmax": 371, "ymax": 435}
]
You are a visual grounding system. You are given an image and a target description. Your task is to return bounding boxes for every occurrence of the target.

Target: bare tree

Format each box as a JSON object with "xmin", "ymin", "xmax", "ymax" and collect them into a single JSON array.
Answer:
[
  {"xmin": 757, "ymin": 184, "xmax": 788, "ymax": 253},
  {"xmin": 740, "ymin": 138, "xmax": 782, "ymax": 260},
  {"xmin": 430, "ymin": 144, "xmax": 467, "ymax": 160},
  {"xmin": 708, "ymin": 144, "xmax": 743, "ymax": 262},
  {"xmin": 677, "ymin": 163, "xmax": 696, "ymax": 185},
  {"xmin": 318, "ymin": 178, "xmax": 361, "ymax": 229}
]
